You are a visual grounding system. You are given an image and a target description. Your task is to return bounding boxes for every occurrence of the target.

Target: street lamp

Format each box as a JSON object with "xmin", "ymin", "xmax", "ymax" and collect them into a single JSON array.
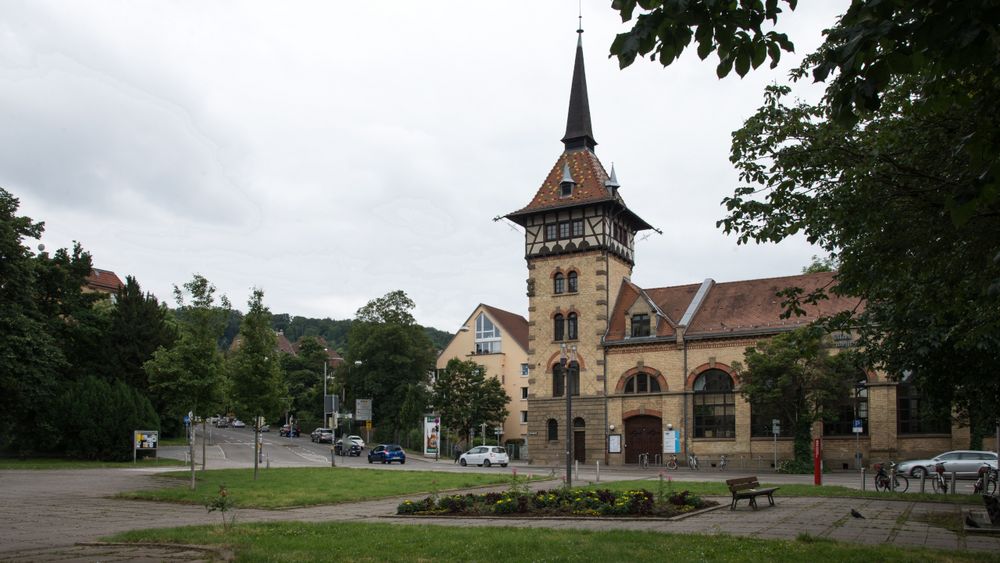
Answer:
[
  {"xmin": 560, "ymin": 343, "xmax": 577, "ymax": 486},
  {"xmin": 854, "ymin": 379, "xmax": 867, "ymax": 469}
]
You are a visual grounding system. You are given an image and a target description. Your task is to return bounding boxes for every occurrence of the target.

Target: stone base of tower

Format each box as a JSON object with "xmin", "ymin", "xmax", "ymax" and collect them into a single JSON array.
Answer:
[{"xmin": 525, "ymin": 396, "xmax": 606, "ymax": 469}]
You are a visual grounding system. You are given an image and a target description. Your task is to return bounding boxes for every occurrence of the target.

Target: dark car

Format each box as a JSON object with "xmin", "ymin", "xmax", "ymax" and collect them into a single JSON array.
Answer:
[
  {"xmin": 367, "ymin": 444, "xmax": 406, "ymax": 464},
  {"xmin": 335, "ymin": 440, "xmax": 362, "ymax": 456},
  {"xmin": 279, "ymin": 424, "xmax": 300, "ymax": 437}
]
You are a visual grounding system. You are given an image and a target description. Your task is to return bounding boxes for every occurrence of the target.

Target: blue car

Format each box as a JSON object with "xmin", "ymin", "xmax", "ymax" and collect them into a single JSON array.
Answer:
[{"xmin": 367, "ymin": 444, "xmax": 406, "ymax": 464}]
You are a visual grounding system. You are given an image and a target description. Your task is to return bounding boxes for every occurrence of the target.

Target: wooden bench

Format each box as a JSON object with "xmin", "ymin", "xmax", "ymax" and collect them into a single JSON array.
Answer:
[{"xmin": 726, "ymin": 476, "xmax": 779, "ymax": 511}]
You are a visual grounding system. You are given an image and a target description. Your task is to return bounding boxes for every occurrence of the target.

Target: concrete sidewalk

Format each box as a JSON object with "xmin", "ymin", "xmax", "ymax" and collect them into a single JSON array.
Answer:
[{"xmin": 1, "ymin": 468, "xmax": 997, "ymax": 561}]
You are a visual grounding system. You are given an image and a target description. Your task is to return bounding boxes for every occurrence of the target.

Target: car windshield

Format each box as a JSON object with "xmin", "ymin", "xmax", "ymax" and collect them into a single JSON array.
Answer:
[{"xmin": 493, "ymin": 447, "xmax": 506, "ymax": 454}]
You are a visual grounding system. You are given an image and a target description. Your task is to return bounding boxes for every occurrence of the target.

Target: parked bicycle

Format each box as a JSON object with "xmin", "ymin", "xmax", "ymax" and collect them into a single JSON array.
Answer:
[
  {"xmin": 718, "ymin": 454, "xmax": 728, "ymax": 471},
  {"xmin": 638, "ymin": 452, "xmax": 650, "ymax": 469},
  {"xmin": 666, "ymin": 454, "xmax": 679, "ymax": 470},
  {"xmin": 973, "ymin": 463, "xmax": 998, "ymax": 495},
  {"xmin": 688, "ymin": 452, "xmax": 699, "ymax": 470},
  {"xmin": 931, "ymin": 462, "xmax": 949, "ymax": 493},
  {"xmin": 873, "ymin": 461, "xmax": 909, "ymax": 492}
]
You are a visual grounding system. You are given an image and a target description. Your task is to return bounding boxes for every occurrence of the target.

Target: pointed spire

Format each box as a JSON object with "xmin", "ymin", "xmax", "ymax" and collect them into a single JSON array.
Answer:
[
  {"xmin": 561, "ymin": 24, "xmax": 597, "ymax": 151},
  {"xmin": 605, "ymin": 163, "xmax": 620, "ymax": 197}
]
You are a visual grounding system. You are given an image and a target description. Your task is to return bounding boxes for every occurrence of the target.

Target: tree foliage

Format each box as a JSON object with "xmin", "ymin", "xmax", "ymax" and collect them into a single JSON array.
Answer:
[
  {"xmin": 735, "ymin": 328, "xmax": 863, "ymax": 466},
  {"xmin": 228, "ymin": 288, "xmax": 285, "ymax": 425},
  {"xmin": 342, "ymin": 290, "xmax": 435, "ymax": 440},
  {"xmin": 106, "ymin": 276, "xmax": 177, "ymax": 392},
  {"xmin": 145, "ymin": 275, "xmax": 229, "ymax": 430},
  {"xmin": 432, "ymin": 358, "xmax": 510, "ymax": 444},
  {"xmin": 56, "ymin": 375, "xmax": 159, "ymax": 461}
]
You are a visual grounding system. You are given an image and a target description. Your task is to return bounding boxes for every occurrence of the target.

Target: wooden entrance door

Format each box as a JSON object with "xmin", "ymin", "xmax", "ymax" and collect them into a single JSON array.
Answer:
[
  {"xmin": 574, "ymin": 431, "xmax": 586, "ymax": 462},
  {"xmin": 624, "ymin": 415, "xmax": 662, "ymax": 464}
]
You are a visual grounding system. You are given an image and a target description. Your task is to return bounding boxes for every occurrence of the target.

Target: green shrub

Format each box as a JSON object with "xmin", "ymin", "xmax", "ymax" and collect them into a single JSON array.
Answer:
[{"xmin": 57, "ymin": 376, "xmax": 159, "ymax": 461}]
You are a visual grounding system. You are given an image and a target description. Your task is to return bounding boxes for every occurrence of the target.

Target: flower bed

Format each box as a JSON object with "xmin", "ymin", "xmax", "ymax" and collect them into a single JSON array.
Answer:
[{"xmin": 397, "ymin": 487, "xmax": 716, "ymax": 518}]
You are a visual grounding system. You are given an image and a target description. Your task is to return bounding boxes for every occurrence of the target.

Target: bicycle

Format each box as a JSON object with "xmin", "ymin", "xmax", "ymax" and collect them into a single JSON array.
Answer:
[
  {"xmin": 665, "ymin": 454, "xmax": 679, "ymax": 470},
  {"xmin": 688, "ymin": 453, "xmax": 699, "ymax": 470},
  {"xmin": 638, "ymin": 452, "xmax": 649, "ymax": 469},
  {"xmin": 718, "ymin": 454, "xmax": 728, "ymax": 471},
  {"xmin": 931, "ymin": 462, "xmax": 949, "ymax": 494},
  {"xmin": 973, "ymin": 464, "xmax": 998, "ymax": 495},
  {"xmin": 873, "ymin": 461, "xmax": 909, "ymax": 492}
]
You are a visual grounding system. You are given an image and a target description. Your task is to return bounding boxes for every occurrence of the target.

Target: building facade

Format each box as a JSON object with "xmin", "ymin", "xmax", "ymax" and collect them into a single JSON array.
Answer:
[
  {"xmin": 436, "ymin": 304, "xmax": 530, "ymax": 447},
  {"xmin": 506, "ymin": 30, "xmax": 991, "ymax": 469}
]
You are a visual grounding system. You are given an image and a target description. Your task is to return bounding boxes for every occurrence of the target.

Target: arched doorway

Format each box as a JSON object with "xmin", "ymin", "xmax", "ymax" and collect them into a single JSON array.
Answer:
[
  {"xmin": 624, "ymin": 415, "xmax": 662, "ymax": 464},
  {"xmin": 573, "ymin": 417, "xmax": 586, "ymax": 463}
]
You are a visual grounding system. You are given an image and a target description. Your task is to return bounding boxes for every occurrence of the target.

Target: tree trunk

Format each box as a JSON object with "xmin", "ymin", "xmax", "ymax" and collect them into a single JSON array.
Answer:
[
  {"xmin": 253, "ymin": 419, "xmax": 260, "ymax": 481},
  {"xmin": 201, "ymin": 419, "xmax": 207, "ymax": 472},
  {"xmin": 189, "ymin": 422, "xmax": 196, "ymax": 490}
]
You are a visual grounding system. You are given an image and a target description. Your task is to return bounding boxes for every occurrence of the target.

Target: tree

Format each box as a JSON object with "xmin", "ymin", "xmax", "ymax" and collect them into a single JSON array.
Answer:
[
  {"xmin": 145, "ymin": 275, "xmax": 229, "ymax": 428},
  {"xmin": 610, "ymin": 0, "xmax": 1000, "ymax": 219},
  {"xmin": 432, "ymin": 358, "xmax": 510, "ymax": 446},
  {"xmin": 0, "ymin": 188, "xmax": 67, "ymax": 453},
  {"xmin": 228, "ymin": 288, "xmax": 284, "ymax": 479},
  {"xmin": 279, "ymin": 335, "xmax": 329, "ymax": 429},
  {"xmin": 106, "ymin": 276, "xmax": 177, "ymax": 392},
  {"xmin": 802, "ymin": 255, "xmax": 837, "ymax": 274},
  {"xmin": 57, "ymin": 375, "xmax": 159, "ymax": 461},
  {"xmin": 735, "ymin": 327, "xmax": 863, "ymax": 469},
  {"xmin": 343, "ymin": 290, "xmax": 435, "ymax": 441}
]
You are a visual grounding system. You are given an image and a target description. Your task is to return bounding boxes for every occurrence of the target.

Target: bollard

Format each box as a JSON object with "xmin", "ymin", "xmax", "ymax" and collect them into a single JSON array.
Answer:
[
  {"xmin": 574, "ymin": 460, "xmax": 579, "ymax": 480},
  {"xmin": 266, "ymin": 453, "xmax": 270, "ymax": 470},
  {"xmin": 861, "ymin": 467, "xmax": 866, "ymax": 491},
  {"xmin": 950, "ymin": 472, "xmax": 957, "ymax": 495},
  {"xmin": 920, "ymin": 472, "xmax": 926, "ymax": 493},
  {"xmin": 596, "ymin": 461, "xmax": 600, "ymax": 483},
  {"xmin": 890, "ymin": 467, "xmax": 896, "ymax": 491}
]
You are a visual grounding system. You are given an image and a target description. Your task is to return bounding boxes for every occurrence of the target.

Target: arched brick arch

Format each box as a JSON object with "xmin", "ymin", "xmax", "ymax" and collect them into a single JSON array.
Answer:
[
  {"xmin": 685, "ymin": 362, "xmax": 738, "ymax": 390},
  {"xmin": 622, "ymin": 408, "xmax": 663, "ymax": 420},
  {"xmin": 543, "ymin": 350, "xmax": 588, "ymax": 373},
  {"xmin": 614, "ymin": 366, "xmax": 668, "ymax": 393},
  {"xmin": 549, "ymin": 268, "xmax": 565, "ymax": 279}
]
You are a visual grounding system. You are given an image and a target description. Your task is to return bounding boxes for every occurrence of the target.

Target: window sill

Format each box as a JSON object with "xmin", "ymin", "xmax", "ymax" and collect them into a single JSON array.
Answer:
[{"xmin": 552, "ymin": 291, "xmax": 579, "ymax": 296}]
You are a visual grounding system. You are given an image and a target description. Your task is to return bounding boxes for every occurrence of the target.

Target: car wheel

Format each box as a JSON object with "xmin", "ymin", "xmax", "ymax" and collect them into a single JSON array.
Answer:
[
  {"xmin": 368, "ymin": 458, "xmax": 372, "ymax": 464},
  {"xmin": 911, "ymin": 466, "xmax": 926, "ymax": 479},
  {"xmin": 484, "ymin": 460, "xmax": 491, "ymax": 468},
  {"xmin": 501, "ymin": 464, "xmax": 508, "ymax": 468},
  {"xmin": 401, "ymin": 459, "xmax": 405, "ymax": 464},
  {"xmin": 460, "ymin": 459, "xmax": 467, "ymax": 467}
]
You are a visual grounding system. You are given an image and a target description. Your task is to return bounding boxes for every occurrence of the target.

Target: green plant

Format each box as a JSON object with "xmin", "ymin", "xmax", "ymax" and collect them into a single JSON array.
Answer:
[
  {"xmin": 507, "ymin": 468, "xmax": 531, "ymax": 496},
  {"xmin": 204, "ymin": 485, "xmax": 236, "ymax": 531}
]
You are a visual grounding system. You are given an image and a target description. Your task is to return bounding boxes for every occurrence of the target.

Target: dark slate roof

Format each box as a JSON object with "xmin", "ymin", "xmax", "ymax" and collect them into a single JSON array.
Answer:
[{"xmin": 561, "ymin": 32, "xmax": 596, "ymax": 151}]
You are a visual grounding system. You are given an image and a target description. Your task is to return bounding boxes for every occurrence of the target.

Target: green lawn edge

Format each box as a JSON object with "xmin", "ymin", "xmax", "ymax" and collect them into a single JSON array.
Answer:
[{"xmin": 105, "ymin": 521, "xmax": 999, "ymax": 563}]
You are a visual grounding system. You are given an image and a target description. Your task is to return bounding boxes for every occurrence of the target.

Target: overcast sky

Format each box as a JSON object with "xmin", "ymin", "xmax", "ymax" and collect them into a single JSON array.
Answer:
[{"xmin": 2, "ymin": 1, "xmax": 849, "ymax": 332}]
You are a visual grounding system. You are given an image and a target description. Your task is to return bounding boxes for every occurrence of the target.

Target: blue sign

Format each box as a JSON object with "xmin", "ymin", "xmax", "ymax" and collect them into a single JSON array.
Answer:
[
  {"xmin": 183, "ymin": 415, "xmax": 191, "ymax": 426},
  {"xmin": 852, "ymin": 419, "xmax": 863, "ymax": 433}
]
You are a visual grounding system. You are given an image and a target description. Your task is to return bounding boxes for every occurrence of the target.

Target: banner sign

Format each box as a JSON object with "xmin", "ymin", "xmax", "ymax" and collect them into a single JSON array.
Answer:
[
  {"xmin": 356, "ymin": 399, "xmax": 372, "ymax": 421},
  {"xmin": 134, "ymin": 430, "xmax": 158, "ymax": 450},
  {"xmin": 423, "ymin": 415, "xmax": 439, "ymax": 456},
  {"xmin": 662, "ymin": 430, "xmax": 680, "ymax": 454}
]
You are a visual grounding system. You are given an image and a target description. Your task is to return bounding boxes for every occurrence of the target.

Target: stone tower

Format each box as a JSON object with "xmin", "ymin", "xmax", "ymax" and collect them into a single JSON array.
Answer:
[{"xmin": 504, "ymin": 27, "xmax": 653, "ymax": 467}]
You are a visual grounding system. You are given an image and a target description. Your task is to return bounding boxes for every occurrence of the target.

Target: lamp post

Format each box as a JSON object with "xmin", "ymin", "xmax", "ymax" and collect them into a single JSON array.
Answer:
[
  {"xmin": 854, "ymin": 379, "xmax": 867, "ymax": 469},
  {"xmin": 561, "ymin": 343, "xmax": 577, "ymax": 487}
]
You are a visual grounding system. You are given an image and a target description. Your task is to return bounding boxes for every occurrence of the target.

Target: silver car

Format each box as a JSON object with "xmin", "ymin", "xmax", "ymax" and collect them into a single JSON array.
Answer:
[{"xmin": 896, "ymin": 450, "xmax": 998, "ymax": 478}]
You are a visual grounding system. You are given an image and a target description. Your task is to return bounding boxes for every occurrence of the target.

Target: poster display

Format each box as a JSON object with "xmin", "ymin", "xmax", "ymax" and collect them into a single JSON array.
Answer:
[
  {"xmin": 662, "ymin": 429, "xmax": 680, "ymax": 454},
  {"xmin": 423, "ymin": 416, "xmax": 439, "ymax": 456},
  {"xmin": 608, "ymin": 434, "xmax": 622, "ymax": 453}
]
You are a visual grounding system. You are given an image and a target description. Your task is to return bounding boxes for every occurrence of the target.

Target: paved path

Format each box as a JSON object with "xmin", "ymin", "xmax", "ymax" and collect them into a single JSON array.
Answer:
[{"xmin": 1, "ymin": 466, "xmax": 997, "ymax": 562}]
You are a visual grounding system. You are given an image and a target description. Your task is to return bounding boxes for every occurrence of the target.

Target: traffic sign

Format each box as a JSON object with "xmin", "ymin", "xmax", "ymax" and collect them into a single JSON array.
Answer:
[{"xmin": 852, "ymin": 419, "xmax": 863, "ymax": 433}]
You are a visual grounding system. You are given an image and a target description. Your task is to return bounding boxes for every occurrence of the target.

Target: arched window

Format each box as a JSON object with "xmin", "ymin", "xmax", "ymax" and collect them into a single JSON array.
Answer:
[
  {"xmin": 552, "ymin": 363, "xmax": 564, "ymax": 397},
  {"xmin": 623, "ymin": 372, "xmax": 661, "ymax": 394},
  {"xmin": 567, "ymin": 313, "xmax": 578, "ymax": 340},
  {"xmin": 824, "ymin": 376, "xmax": 868, "ymax": 436},
  {"xmin": 554, "ymin": 273, "xmax": 565, "ymax": 294},
  {"xmin": 547, "ymin": 419, "xmax": 559, "ymax": 441},
  {"xmin": 573, "ymin": 417, "xmax": 585, "ymax": 428},
  {"xmin": 567, "ymin": 271, "xmax": 578, "ymax": 293},
  {"xmin": 693, "ymin": 369, "xmax": 735, "ymax": 438},
  {"xmin": 553, "ymin": 314, "xmax": 565, "ymax": 341},
  {"xmin": 552, "ymin": 361, "xmax": 578, "ymax": 396}
]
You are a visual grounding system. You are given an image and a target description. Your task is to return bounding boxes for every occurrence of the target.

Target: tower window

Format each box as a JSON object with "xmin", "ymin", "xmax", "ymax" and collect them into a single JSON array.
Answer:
[
  {"xmin": 554, "ymin": 314, "xmax": 565, "ymax": 341},
  {"xmin": 559, "ymin": 222, "xmax": 571, "ymax": 238},
  {"xmin": 567, "ymin": 271, "xmax": 578, "ymax": 293},
  {"xmin": 572, "ymin": 220, "xmax": 583, "ymax": 237},
  {"xmin": 554, "ymin": 273, "xmax": 565, "ymax": 294},
  {"xmin": 567, "ymin": 313, "xmax": 578, "ymax": 340},
  {"xmin": 561, "ymin": 182, "xmax": 573, "ymax": 197},
  {"xmin": 545, "ymin": 224, "xmax": 557, "ymax": 241}
]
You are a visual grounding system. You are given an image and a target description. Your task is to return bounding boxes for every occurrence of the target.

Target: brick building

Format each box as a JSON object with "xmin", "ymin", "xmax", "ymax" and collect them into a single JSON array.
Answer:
[{"xmin": 505, "ymin": 29, "xmax": 991, "ymax": 469}]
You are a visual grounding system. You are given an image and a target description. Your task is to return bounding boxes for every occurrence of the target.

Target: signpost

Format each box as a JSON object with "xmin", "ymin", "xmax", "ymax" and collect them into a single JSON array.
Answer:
[
  {"xmin": 133, "ymin": 430, "xmax": 158, "ymax": 463},
  {"xmin": 772, "ymin": 419, "xmax": 780, "ymax": 470},
  {"xmin": 357, "ymin": 399, "xmax": 372, "ymax": 446},
  {"xmin": 853, "ymin": 418, "xmax": 864, "ymax": 469}
]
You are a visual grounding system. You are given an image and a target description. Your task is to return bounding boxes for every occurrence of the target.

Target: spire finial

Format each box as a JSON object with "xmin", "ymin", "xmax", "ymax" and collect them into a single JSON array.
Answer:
[{"xmin": 562, "ymin": 10, "xmax": 597, "ymax": 152}]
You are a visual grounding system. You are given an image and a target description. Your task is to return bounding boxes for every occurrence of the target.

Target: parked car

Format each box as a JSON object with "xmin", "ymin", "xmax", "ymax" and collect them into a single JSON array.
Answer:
[
  {"xmin": 897, "ymin": 450, "xmax": 998, "ymax": 478},
  {"xmin": 259, "ymin": 424, "xmax": 270, "ymax": 432},
  {"xmin": 231, "ymin": 419, "xmax": 246, "ymax": 428},
  {"xmin": 346, "ymin": 435, "xmax": 365, "ymax": 449},
  {"xmin": 215, "ymin": 418, "xmax": 230, "ymax": 428},
  {"xmin": 279, "ymin": 424, "xmax": 300, "ymax": 437},
  {"xmin": 310, "ymin": 427, "xmax": 334, "ymax": 443},
  {"xmin": 459, "ymin": 446, "xmax": 509, "ymax": 468},
  {"xmin": 335, "ymin": 441, "xmax": 362, "ymax": 456},
  {"xmin": 367, "ymin": 444, "xmax": 406, "ymax": 464}
]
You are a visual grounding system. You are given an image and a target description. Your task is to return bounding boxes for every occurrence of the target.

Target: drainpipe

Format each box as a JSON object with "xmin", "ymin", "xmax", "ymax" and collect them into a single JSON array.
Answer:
[
  {"xmin": 683, "ymin": 343, "xmax": 689, "ymax": 456},
  {"xmin": 603, "ymin": 247, "xmax": 610, "ymax": 467}
]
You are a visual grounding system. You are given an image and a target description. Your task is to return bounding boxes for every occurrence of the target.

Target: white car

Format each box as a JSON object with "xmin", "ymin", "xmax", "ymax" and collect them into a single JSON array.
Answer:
[
  {"xmin": 346, "ymin": 435, "xmax": 365, "ymax": 449},
  {"xmin": 231, "ymin": 419, "xmax": 246, "ymax": 428},
  {"xmin": 459, "ymin": 446, "xmax": 509, "ymax": 468},
  {"xmin": 896, "ymin": 450, "xmax": 998, "ymax": 478}
]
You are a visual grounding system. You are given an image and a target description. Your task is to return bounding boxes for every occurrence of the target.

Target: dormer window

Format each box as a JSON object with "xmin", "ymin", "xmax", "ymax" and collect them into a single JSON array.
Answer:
[
  {"xmin": 559, "ymin": 163, "xmax": 575, "ymax": 197},
  {"xmin": 631, "ymin": 313, "xmax": 651, "ymax": 337}
]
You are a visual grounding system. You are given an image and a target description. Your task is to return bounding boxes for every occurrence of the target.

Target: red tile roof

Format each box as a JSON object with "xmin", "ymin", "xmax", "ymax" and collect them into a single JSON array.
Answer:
[
  {"xmin": 84, "ymin": 268, "xmax": 124, "ymax": 293},
  {"xmin": 606, "ymin": 271, "xmax": 861, "ymax": 342}
]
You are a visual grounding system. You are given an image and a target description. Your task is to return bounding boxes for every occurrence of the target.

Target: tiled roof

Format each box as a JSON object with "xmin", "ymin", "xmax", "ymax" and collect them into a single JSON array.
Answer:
[
  {"xmin": 508, "ymin": 149, "xmax": 616, "ymax": 217},
  {"xmin": 606, "ymin": 271, "xmax": 861, "ymax": 343},
  {"xmin": 84, "ymin": 269, "xmax": 124, "ymax": 293},
  {"xmin": 481, "ymin": 304, "xmax": 529, "ymax": 352}
]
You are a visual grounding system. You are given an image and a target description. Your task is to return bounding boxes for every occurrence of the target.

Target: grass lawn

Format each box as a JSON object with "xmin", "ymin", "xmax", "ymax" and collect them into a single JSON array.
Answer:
[
  {"xmin": 117, "ymin": 467, "xmax": 541, "ymax": 508},
  {"xmin": 584, "ymin": 478, "xmax": 983, "ymax": 505},
  {"xmin": 0, "ymin": 457, "xmax": 185, "ymax": 470},
  {"xmin": 106, "ymin": 521, "xmax": 999, "ymax": 562}
]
